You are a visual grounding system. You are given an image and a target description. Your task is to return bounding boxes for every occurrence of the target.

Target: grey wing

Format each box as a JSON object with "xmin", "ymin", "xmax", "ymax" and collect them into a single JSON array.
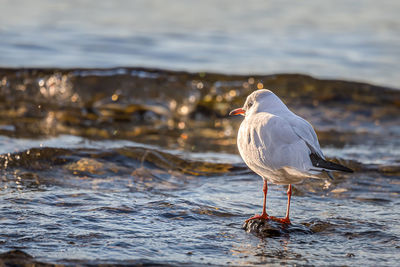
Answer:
[
  {"xmin": 254, "ymin": 115, "xmax": 314, "ymax": 171},
  {"xmin": 287, "ymin": 114, "xmax": 324, "ymax": 159}
]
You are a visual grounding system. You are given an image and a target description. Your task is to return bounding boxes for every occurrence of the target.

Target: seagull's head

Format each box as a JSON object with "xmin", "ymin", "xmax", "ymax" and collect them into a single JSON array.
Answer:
[{"xmin": 229, "ymin": 89, "xmax": 274, "ymax": 116}]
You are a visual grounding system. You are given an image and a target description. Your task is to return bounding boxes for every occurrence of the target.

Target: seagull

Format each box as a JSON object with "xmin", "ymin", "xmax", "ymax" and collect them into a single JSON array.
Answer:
[{"xmin": 230, "ymin": 89, "xmax": 353, "ymax": 224}]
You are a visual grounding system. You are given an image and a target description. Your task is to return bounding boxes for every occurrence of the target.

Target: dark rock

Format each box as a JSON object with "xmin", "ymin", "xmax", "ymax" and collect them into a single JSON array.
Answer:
[
  {"xmin": 0, "ymin": 250, "xmax": 54, "ymax": 267},
  {"xmin": 243, "ymin": 219, "xmax": 312, "ymax": 238},
  {"xmin": 0, "ymin": 250, "xmax": 33, "ymax": 260},
  {"xmin": 243, "ymin": 219, "xmax": 284, "ymax": 237}
]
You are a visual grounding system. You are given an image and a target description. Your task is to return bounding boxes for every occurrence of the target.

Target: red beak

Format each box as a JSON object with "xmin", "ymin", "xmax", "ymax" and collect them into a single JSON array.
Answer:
[{"xmin": 229, "ymin": 108, "xmax": 245, "ymax": 116}]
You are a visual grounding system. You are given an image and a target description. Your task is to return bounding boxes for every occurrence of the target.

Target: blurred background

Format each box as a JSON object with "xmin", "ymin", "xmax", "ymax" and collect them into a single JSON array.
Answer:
[
  {"xmin": 1, "ymin": 0, "xmax": 399, "ymax": 87},
  {"xmin": 0, "ymin": 1, "xmax": 399, "ymax": 266}
]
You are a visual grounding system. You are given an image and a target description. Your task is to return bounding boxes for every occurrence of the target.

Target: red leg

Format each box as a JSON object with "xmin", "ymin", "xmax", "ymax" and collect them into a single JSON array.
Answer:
[
  {"xmin": 245, "ymin": 180, "xmax": 270, "ymax": 222},
  {"xmin": 283, "ymin": 184, "xmax": 292, "ymax": 223},
  {"xmin": 270, "ymin": 184, "xmax": 292, "ymax": 224}
]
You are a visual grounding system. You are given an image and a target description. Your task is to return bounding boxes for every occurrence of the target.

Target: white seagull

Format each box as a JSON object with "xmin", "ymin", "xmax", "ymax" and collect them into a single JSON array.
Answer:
[{"xmin": 230, "ymin": 89, "xmax": 353, "ymax": 224}]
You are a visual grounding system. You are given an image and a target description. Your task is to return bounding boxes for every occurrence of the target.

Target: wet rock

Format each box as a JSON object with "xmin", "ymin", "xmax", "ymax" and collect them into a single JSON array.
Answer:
[
  {"xmin": 243, "ymin": 219, "xmax": 311, "ymax": 237},
  {"xmin": 0, "ymin": 250, "xmax": 52, "ymax": 267},
  {"xmin": 301, "ymin": 219, "xmax": 335, "ymax": 233},
  {"xmin": 243, "ymin": 219, "xmax": 283, "ymax": 237},
  {"xmin": 0, "ymin": 249, "xmax": 32, "ymax": 259}
]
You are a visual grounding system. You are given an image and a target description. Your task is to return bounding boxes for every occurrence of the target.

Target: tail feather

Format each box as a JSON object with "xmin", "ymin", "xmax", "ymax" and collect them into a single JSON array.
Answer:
[{"xmin": 310, "ymin": 153, "xmax": 353, "ymax": 173}]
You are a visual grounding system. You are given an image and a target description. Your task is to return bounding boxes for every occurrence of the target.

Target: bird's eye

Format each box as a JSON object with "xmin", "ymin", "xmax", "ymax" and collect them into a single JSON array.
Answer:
[{"xmin": 248, "ymin": 102, "xmax": 253, "ymax": 108}]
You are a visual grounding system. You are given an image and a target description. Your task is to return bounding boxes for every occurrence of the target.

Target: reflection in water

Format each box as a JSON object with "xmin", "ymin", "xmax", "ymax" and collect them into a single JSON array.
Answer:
[{"xmin": 231, "ymin": 233, "xmax": 299, "ymax": 266}]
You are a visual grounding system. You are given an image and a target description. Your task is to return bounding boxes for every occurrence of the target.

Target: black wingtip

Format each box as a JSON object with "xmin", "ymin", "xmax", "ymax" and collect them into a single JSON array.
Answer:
[
  {"xmin": 337, "ymin": 165, "xmax": 354, "ymax": 173},
  {"xmin": 310, "ymin": 153, "xmax": 354, "ymax": 173}
]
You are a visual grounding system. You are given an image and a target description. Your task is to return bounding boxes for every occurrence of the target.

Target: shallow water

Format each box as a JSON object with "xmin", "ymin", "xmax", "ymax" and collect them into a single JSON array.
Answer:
[
  {"xmin": 0, "ymin": 68, "xmax": 399, "ymax": 265},
  {"xmin": 1, "ymin": 0, "xmax": 400, "ymax": 88}
]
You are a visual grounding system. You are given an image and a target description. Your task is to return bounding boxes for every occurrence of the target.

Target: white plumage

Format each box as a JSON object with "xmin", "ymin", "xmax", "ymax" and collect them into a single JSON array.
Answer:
[
  {"xmin": 230, "ymin": 89, "xmax": 352, "ymax": 223},
  {"xmin": 237, "ymin": 89, "xmax": 325, "ymax": 184}
]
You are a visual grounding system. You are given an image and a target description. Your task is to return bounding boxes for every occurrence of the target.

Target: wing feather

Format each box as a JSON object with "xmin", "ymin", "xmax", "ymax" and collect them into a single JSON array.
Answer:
[
  {"xmin": 238, "ymin": 113, "xmax": 314, "ymax": 173},
  {"xmin": 286, "ymin": 114, "xmax": 324, "ymax": 158}
]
